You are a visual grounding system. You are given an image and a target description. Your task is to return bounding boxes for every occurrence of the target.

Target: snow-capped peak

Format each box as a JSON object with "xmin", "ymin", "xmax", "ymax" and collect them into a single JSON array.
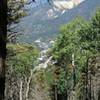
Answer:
[
  {"xmin": 52, "ymin": 0, "xmax": 85, "ymax": 11},
  {"xmin": 46, "ymin": 0, "xmax": 85, "ymax": 19}
]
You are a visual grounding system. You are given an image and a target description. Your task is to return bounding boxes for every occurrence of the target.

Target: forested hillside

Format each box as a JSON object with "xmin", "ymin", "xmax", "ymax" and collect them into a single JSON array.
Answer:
[
  {"xmin": 14, "ymin": 0, "xmax": 100, "ymax": 43},
  {"xmin": 48, "ymin": 8, "xmax": 100, "ymax": 100}
]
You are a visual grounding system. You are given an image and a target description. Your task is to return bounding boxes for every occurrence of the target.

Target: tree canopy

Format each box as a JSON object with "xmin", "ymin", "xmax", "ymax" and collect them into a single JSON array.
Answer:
[{"xmin": 50, "ymin": 8, "xmax": 100, "ymax": 99}]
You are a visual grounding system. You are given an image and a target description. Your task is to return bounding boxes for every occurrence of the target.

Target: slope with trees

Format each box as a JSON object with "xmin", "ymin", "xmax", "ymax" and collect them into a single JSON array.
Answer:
[
  {"xmin": 5, "ymin": 44, "xmax": 39, "ymax": 100},
  {"xmin": 46, "ymin": 8, "xmax": 100, "ymax": 100},
  {"xmin": 6, "ymin": 0, "xmax": 41, "ymax": 100}
]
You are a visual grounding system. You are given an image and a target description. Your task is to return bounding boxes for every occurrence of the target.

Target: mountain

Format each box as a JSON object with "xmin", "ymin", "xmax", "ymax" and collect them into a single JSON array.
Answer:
[{"xmin": 14, "ymin": 0, "xmax": 100, "ymax": 43}]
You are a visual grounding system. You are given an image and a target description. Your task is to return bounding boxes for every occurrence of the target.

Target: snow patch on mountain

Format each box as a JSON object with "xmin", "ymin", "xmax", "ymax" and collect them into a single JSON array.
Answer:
[
  {"xmin": 52, "ymin": 0, "xmax": 85, "ymax": 10},
  {"xmin": 46, "ymin": 0, "xmax": 86, "ymax": 19}
]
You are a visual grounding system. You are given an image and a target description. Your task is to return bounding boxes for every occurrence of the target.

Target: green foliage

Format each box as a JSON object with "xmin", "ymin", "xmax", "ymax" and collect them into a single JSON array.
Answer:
[
  {"xmin": 56, "ymin": 68, "xmax": 67, "ymax": 94},
  {"xmin": 8, "ymin": 0, "xmax": 26, "ymax": 24},
  {"xmin": 78, "ymin": 8, "xmax": 100, "ymax": 54},
  {"xmin": 52, "ymin": 17, "xmax": 85, "ymax": 64},
  {"xmin": 51, "ymin": 8, "xmax": 100, "ymax": 96},
  {"xmin": 45, "ymin": 66, "xmax": 54, "ymax": 85},
  {"xmin": 7, "ymin": 0, "xmax": 27, "ymax": 43},
  {"xmin": 92, "ymin": 8, "xmax": 100, "ymax": 29},
  {"xmin": 7, "ymin": 44, "xmax": 39, "ymax": 78}
]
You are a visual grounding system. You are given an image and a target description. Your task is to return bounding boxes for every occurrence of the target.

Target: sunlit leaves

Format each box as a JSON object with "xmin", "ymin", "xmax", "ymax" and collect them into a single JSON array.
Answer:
[
  {"xmin": 51, "ymin": 8, "xmax": 100, "ymax": 96},
  {"xmin": 7, "ymin": 44, "xmax": 39, "ymax": 77}
]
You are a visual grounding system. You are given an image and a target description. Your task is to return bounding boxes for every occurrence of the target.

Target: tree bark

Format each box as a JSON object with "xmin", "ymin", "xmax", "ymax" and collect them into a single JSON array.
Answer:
[
  {"xmin": 25, "ymin": 70, "xmax": 33, "ymax": 100},
  {"xmin": 72, "ymin": 53, "xmax": 76, "ymax": 88},
  {"xmin": 19, "ymin": 80, "xmax": 23, "ymax": 100},
  {"xmin": 89, "ymin": 71, "xmax": 92, "ymax": 100},
  {"xmin": 0, "ymin": 0, "xmax": 7, "ymax": 99},
  {"xmin": 85, "ymin": 58, "xmax": 89, "ymax": 100},
  {"xmin": 54, "ymin": 85, "xmax": 57, "ymax": 100}
]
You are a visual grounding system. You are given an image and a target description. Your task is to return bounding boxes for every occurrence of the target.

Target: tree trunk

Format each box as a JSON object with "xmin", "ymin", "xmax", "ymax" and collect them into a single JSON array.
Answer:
[
  {"xmin": 19, "ymin": 80, "xmax": 23, "ymax": 100},
  {"xmin": 89, "ymin": 72, "xmax": 92, "ymax": 100},
  {"xmin": 72, "ymin": 53, "xmax": 76, "ymax": 88},
  {"xmin": 85, "ymin": 59, "xmax": 89, "ymax": 100},
  {"xmin": 66, "ymin": 89, "xmax": 68, "ymax": 100},
  {"xmin": 54, "ymin": 85, "xmax": 57, "ymax": 100},
  {"xmin": 25, "ymin": 70, "xmax": 33, "ymax": 100},
  {"xmin": 0, "ymin": 0, "xmax": 7, "ymax": 99}
]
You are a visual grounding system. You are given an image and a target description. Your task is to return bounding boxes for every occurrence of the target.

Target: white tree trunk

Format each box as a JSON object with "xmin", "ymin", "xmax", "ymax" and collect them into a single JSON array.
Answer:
[
  {"xmin": 72, "ymin": 53, "xmax": 75, "ymax": 67},
  {"xmin": 20, "ymin": 80, "xmax": 23, "ymax": 100},
  {"xmin": 25, "ymin": 70, "xmax": 33, "ymax": 100}
]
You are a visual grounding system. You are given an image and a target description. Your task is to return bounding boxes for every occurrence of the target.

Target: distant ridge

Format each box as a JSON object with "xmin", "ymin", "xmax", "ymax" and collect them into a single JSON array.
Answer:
[{"xmin": 15, "ymin": 0, "xmax": 100, "ymax": 43}]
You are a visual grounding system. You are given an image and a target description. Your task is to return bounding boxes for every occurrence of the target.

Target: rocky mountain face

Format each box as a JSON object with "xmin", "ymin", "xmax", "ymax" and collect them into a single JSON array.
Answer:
[{"xmin": 14, "ymin": 0, "xmax": 100, "ymax": 43}]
